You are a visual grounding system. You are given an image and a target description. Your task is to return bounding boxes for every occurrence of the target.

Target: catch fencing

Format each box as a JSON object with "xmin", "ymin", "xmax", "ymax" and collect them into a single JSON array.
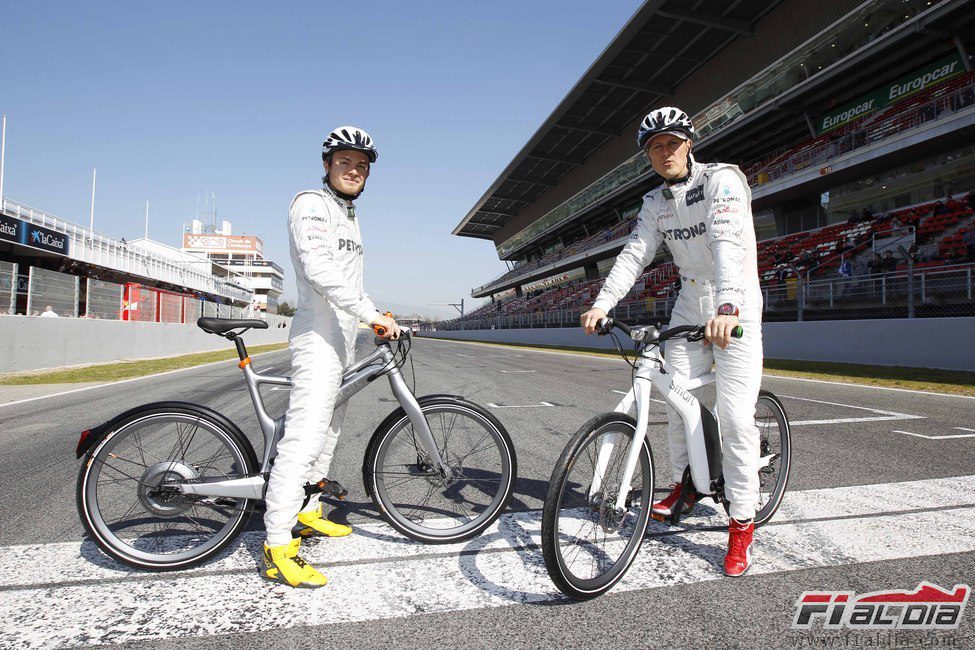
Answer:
[{"xmin": 27, "ymin": 267, "xmax": 79, "ymax": 318}]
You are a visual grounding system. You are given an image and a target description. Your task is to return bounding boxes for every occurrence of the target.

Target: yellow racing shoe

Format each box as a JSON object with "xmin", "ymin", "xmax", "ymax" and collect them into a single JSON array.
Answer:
[
  {"xmin": 262, "ymin": 538, "xmax": 328, "ymax": 588},
  {"xmin": 296, "ymin": 502, "xmax": 353, "ymax": 538}
]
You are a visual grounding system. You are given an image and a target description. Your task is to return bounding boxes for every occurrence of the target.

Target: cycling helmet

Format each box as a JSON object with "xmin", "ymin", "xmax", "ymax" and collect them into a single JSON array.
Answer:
[
  {"xmin": 322, "ymin": 126, "xmax": 378, "ymax": 163},
  {"xmin": 636, "ymin": 107, "xmax": 694, "ymax": 150}
]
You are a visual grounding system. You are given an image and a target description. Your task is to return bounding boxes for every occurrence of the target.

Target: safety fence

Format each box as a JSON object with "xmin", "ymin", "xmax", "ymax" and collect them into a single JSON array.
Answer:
[
  {"xmin": 85, "ymin": 279, "xmax": 123, "ymax": 320},
  {"xmin": 0, "ymin": 261, "xmax": 16, "ymax": 315},
  {"xmin": 27, "ymin": 267, "xmax": 79, "ymax": 318},
  {"xmin": 435, "ymin": 262, "xmax": 975, "ymax": 331}
]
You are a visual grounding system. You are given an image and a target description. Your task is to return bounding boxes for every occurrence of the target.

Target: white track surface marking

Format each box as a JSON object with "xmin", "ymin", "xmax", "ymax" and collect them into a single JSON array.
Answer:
[
  {"xmin": 3, "ymin": 475, "xmax": 975, "ymax": 648},
  {"xmin": 486, "ymin": 402, "xmax": 555, "ymax": 408},
  {"xmin": 892, "ymin": 430, "xmax": 975, "ymax": 440},
  {"xmin": 0, "ymin": 348, "xmax": 289, "ymax": 410},
  {"xmin": 420, "ymin": 337, "xmax": 975, "ymax": 400},
  {"xmin": 778, "ymin": 394, "xmax": 924, "ymax": 426}
]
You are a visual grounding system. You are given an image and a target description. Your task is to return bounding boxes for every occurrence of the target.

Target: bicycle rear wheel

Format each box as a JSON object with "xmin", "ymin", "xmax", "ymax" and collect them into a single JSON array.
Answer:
[
  {"xmin": 754, "ymin": 391, "xmax": 791, "ymax": 526},
  {"xmin": 77, "ymin": 404, "xmax": 258, "ymax": 570},
  {"xmin": 364, "ymin": 397, "xmax": 516, "ymax": 543},
  {"xmin": 541, "ymin": 413, "xmax": 654, "ymax": 600}
]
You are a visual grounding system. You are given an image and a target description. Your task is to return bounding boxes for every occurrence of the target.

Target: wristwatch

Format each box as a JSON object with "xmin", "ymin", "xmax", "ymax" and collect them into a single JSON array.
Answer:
[{"xmin": 717, "ymin": 303, "xmax": 740, "ymax": 317}]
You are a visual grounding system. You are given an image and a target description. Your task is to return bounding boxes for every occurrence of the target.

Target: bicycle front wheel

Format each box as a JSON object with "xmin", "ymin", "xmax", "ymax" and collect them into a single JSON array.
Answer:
[
  {"xmin": 364, "ymin": 398, "xmax": 516, "ymax": 543},
  {"xmin": 541, "ymin": 413, "xmax": 654, "ymax": 600},
  {"xmin": 77, "ymin": 404, "xmax": 258, "ymax": 570},
  {"xmin": 754, "ymin": 391, "xmax": 791, "ymax": 526}
]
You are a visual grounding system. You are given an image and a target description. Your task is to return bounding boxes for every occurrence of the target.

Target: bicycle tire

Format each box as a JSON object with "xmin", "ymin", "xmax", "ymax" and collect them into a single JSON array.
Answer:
[
  {"xmin": 76, "ymin": 403, "xmax": 258, "ymax": 571},
  {"xmin": 754, "ymin": 390, "xmax": 791, "ymax": 527},
  {"xmin": 363, "ymin": 397, "xmax": 516, "ymax": 543},
  {"xmin": 541, "ymin": 412, "xmax": 654, "ymax": 600}
]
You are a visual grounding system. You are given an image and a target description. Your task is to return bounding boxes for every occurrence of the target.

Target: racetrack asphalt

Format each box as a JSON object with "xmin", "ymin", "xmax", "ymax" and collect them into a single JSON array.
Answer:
[{"xmin": 1, "ymin": 332, "xmax": 972, "ymax": 648}]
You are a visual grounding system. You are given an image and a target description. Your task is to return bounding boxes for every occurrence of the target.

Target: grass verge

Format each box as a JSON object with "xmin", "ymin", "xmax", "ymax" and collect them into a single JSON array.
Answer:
[
  {"xmin": 0, "ymin": 343, "xmax": 289, "ymax": 385},
  {"xmin": 419, "ymin": 336, "xmax": 975, "ymax": 397}
]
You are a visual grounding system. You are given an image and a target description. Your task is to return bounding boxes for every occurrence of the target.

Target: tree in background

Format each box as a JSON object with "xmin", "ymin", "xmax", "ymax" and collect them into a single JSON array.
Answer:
[{"xmin": 277, "ymin": 302, "xmax": 296, "ymax": 317}]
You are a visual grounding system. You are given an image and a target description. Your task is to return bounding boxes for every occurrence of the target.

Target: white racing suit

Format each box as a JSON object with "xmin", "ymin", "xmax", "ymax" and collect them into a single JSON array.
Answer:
[
  {"xmin": 592, "ymin": 155, "xmax": 764, "ymax": 521},
  {"xmin": 264, "ymin": 187, "xmax": 380, "ymax": 546}
]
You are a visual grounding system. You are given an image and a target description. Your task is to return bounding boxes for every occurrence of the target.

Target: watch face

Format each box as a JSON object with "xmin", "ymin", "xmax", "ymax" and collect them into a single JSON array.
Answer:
[{"xmin": 718, "ymin": 303, "xmax": 738, "ymax": 316}]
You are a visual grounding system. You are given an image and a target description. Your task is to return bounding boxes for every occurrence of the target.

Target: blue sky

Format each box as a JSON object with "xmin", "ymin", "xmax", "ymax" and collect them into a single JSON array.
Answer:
[{"xmin": 1, "ymin": 0, "xmax": 642, "ymax": 318}]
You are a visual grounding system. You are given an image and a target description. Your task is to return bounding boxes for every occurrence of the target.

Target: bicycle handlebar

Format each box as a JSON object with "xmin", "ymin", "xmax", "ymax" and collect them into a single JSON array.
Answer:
[{"xmin": 597, "ymin": 317, "xmax": 742, "ymax": 344}]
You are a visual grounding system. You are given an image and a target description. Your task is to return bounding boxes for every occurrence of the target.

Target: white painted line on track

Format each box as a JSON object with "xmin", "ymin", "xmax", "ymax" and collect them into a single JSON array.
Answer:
[
  {"xmin": 762, "ymin": 373, "xmax": 975, "ymax": 400},
  {"xmin": 955, "ymin": 427, "xmax": 975, "ymax": 433},
  {"xmin": 499, "ymin": 370, "xmax": 536, "ymax": 374},
  {"xmin": 779, "ymin": 394, "xmax": 924, "ymax": 426},
  {"xmin": 421, "ymin": 337, "xmax": 975, "ymax": 400},
  {"xmin": 4, "ymin": 475, "xmax": 975, "ymax": 648},
  {"xmin": 611, "ymin": 389, "xmax": 666, "ymax": 405},
  {"xmin": 893, "ymin": 430, "xmax": 975, "ymax": 440},
  {"xmin": 486, "ymin": 402, "xmax": 555, "ymax": 409},
  {"xmin": 0, "ymin": 347, "xmax": 292, "ymax": 410}
]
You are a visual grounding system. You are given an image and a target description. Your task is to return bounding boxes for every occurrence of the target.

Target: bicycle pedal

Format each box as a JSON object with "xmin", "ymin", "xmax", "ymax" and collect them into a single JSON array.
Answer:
[{"xmin": 651, "ymin": 512, "xmax": 665, "ymax": 522}]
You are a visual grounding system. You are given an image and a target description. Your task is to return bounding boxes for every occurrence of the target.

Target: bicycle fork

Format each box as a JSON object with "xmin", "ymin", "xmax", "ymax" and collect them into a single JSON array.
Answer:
[
  {"xmin": 386, "ymin": 367, "xmax": 455, "ymax": 482},
  {"xmin": 588, "ymin": 376, "xmax": 652, "ymax": 510}
]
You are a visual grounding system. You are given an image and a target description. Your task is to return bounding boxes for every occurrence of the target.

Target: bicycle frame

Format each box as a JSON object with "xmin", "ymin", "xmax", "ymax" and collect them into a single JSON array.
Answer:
[
  {"xmin": 179, "ymin": 333, "xmax": 450, "ymax": 500},
  {"xmin": 591, "ymin": 342, "xmax": 719, "ymax": 512}
]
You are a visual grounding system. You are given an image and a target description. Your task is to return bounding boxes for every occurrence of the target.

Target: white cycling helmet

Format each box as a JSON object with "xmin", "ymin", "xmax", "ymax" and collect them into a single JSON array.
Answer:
[
  {"xmin": 636, "ymin": 107, "xmax": 694, "ymax": 150},
  {"xmin": 322, "ymin": 126, "xmax": 378, "ymax": 163}
]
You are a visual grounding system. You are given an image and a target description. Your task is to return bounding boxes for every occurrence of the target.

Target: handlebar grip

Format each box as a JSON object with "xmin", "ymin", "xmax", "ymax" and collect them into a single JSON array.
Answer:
[
  {"xmin": 372, "ymin": 310, "xmax": 394, "ymax": 337},
  {"xmin": 732, "ymin": 326, "xmax": 744, "ymax": 339}
]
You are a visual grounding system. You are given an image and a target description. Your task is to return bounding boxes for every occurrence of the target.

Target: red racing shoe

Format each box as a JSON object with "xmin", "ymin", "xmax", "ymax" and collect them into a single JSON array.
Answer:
[
  {"xmin": 724, "ymin": 518, "xmax": 754, "ymax": 577},
  {"xmin": 651, "ymin": 482, "xmax": 698, "ymax": 518}
]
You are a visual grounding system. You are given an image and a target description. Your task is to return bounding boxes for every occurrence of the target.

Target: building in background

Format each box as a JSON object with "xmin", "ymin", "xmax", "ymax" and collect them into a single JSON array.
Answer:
[
  {"xmin": 0, "ymin": 198, "xmax": 254, "ymax": 320},
  {"xmin": 181, "ymin": 219, "xmax": 284, "ymax": 314}
]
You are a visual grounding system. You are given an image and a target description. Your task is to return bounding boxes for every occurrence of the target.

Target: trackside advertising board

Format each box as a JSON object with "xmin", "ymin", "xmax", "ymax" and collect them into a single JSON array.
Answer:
[
  {"xmin": 0, "ymin": 214, "xmax": 71, "ymax": 256},
  {"xmin": 816, "ymin": 52, "xmax": 965, "ymax": 135}
]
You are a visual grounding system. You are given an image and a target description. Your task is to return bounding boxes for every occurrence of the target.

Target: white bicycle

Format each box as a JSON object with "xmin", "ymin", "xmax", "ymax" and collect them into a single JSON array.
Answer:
[{"xmin": 541, "ymin": 318, "xmax": 791, "ymax": 600}]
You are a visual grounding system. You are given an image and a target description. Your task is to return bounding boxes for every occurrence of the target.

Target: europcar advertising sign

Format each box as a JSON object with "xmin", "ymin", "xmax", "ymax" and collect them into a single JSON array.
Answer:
[
  {"xmin": 0, "ymin": 214, "xmax": 70, "ymax": 256},
  {"xmin": 816, "ymin": 52, "xmax": 964, "ymax": 135}
]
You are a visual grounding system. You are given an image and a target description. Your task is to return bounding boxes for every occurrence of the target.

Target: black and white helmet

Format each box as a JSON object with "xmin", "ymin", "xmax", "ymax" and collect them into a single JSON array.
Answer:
[
  {"xmin": 322, "ymin": 126, "xmax": 378, "ymax": 163},
  {"xmin": 636, "ymin": 107, "xmax": 694, "ymax": 150}
]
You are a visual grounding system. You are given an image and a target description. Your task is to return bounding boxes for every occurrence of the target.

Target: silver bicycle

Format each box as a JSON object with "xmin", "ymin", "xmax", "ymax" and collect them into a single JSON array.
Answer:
[
  {"xmin": 76, "ymin": 317, "xmax": 516, "ymax": 571},
  {"xmin": 541, "ymin": 318, "xmax": 790, "ymax": 599}
]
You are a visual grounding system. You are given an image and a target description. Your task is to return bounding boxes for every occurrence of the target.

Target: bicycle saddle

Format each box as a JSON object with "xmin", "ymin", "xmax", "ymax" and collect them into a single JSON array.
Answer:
[{"xmin": 197, "ymin": 317, "xmax": 270, "ymax": 335}]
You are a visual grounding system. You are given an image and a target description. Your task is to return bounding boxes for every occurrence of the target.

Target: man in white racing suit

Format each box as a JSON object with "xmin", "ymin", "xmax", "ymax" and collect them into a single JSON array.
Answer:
[
  {"xmin": 581, "ymin": 107, "xmax": 762, "ymax": 577},
  {"xmin": 262, "ymin": 126, "xmax": 399, "ymax": 588}
]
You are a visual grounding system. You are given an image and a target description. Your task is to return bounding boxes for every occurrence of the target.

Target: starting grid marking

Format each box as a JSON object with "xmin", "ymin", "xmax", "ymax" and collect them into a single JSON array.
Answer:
[{"xmin": 2, "ymin": 475, "xmax": 975, "ymax": 648}]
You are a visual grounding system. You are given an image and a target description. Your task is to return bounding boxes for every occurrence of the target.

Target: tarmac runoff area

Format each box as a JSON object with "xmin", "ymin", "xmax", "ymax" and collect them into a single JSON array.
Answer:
[{"xmin": 0, "ymin": 334, "xmax": 972, "ymax": 648}]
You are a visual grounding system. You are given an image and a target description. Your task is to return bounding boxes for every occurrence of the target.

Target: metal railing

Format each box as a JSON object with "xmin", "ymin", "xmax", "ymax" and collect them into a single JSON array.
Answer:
[
  {"xmin": 747, "ymin": 79, "xmax": 975, "ymax": 187},
  {"xmin": 1, "ymin": 197, "xmax": 253, "ymax": 304},
  {"xmin": 438, "ymin": 262, "xmax": 974, "ymax": 331}
]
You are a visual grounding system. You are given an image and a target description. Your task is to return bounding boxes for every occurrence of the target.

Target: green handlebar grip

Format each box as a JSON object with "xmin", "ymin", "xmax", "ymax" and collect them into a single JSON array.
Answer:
[{"xmin": 732, "ymin": 326, "xmax": 744, "ymax": 338}]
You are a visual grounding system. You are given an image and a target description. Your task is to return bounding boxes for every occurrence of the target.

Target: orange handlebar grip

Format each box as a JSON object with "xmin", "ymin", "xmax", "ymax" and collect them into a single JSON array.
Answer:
[{"xmin": 373, "ymin": 311, "xmax": 394, "ymax": 337}]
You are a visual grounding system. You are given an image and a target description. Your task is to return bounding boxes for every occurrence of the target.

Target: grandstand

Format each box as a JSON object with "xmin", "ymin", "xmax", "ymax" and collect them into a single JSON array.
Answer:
[{"xmin": 445, "ymin": 0, "xmax": 975, "ymax": 332}]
